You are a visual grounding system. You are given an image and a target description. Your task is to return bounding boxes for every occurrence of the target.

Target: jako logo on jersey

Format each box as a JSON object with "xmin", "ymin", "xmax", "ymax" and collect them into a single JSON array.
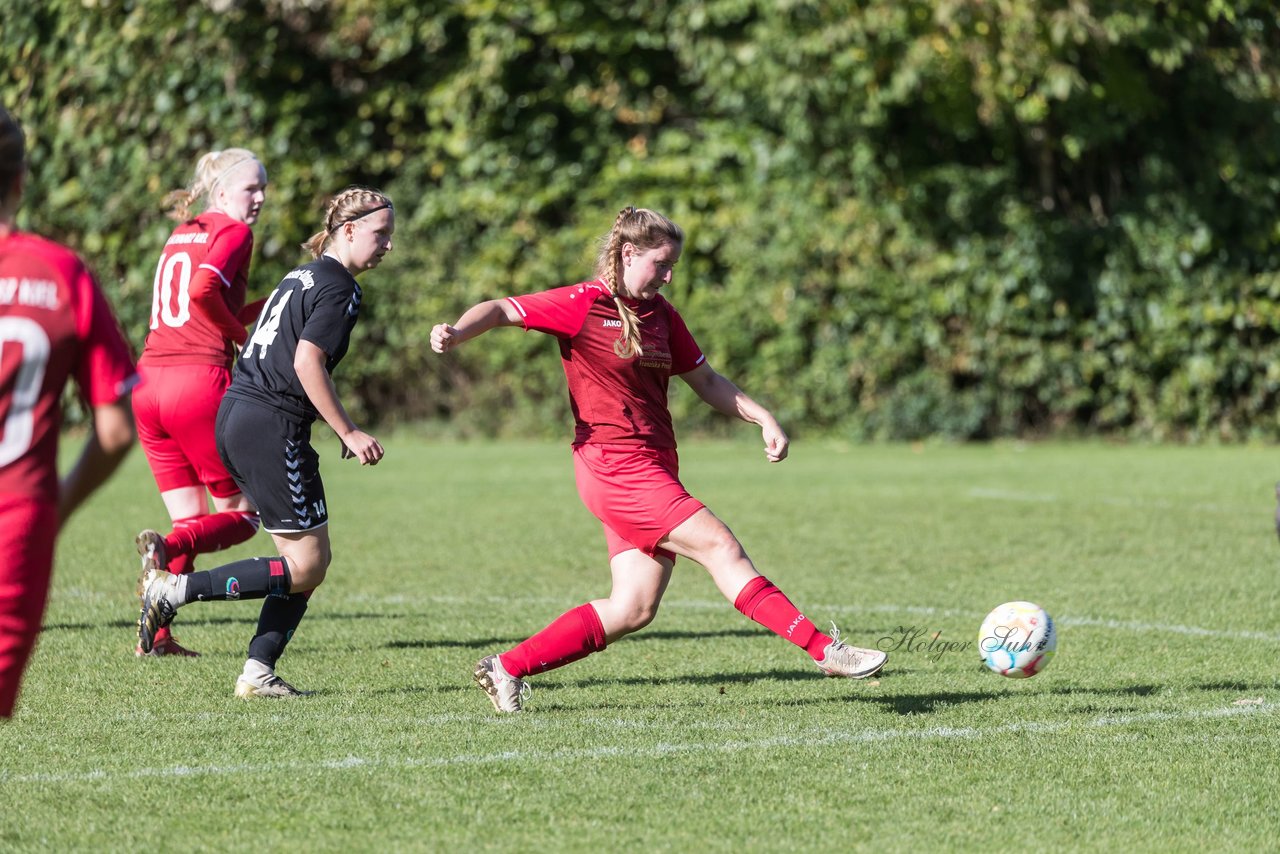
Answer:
[
  {"xmin": 602, "ymin": 319, "xmax": 623, "ymax": 328},
  {"xmin": 226, "ymin": 578, "xmax": 241, "ymax": 600}
]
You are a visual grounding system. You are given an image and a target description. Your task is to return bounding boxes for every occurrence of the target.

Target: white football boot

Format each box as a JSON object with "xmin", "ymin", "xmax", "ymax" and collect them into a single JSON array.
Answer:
[
  {"xmin": 473, "ymin": 654, "xmax": 529, "ymax": 713},
  {"xmin": 234, "ymin": 659, "xmax": 311, "ymax": 699},
  {"xmin": 814, "ymin": 624, "xmax": 887, "ymax": 679}
]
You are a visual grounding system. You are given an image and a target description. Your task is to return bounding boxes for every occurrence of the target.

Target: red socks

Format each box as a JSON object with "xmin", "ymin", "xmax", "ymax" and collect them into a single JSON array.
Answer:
[
  {"xmin": 733, "ymin": 576, "xmax": 832, "ymax": 661},
  {"xmin": 496, "ymin": 578, "xmax": 830, "ymax": 679},
  {"xmin": 164, "ymin": 511, "xmax": 260, "ymax": 574},
  {"xmin": 499, "ymin": 604, "xmax": 607, "ymax": 678}
]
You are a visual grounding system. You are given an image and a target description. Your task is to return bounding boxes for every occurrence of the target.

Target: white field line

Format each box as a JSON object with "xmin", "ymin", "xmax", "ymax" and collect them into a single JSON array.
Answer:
[
  {"xmin": 352, "ymin": 594, "xmax": 1280, "ymax": 645},
  {"xmin": 966, "ymin": 486, "xmax": 1237, "ymax": 512},
  {"xmin": 1050, "ymin": 614, "xmax": 1280, "ymax": 643},
  {"xmin": 823, "ymin": 603, "xmax": 1280, "ymax": 645},
  {"xmin": 2, "ymin": 703, "xmax": 1273, "ymax": 786},
  {"xmin": 657, "ymin": 600, "xmax": 1280, "ymax": 645}
]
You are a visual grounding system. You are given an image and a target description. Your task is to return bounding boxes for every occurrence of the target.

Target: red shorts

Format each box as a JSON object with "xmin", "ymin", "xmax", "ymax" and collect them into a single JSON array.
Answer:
[
  {"xmin": 572, "ymin": 443, "xmax": 705, "ymax": 560},
  {"xmin": 134, "ymin": 363, "xmax": 239, "ymax": 496},
  {"xmin": 0, "ymin": 497, "xmax": 57, "ymax": 717}
]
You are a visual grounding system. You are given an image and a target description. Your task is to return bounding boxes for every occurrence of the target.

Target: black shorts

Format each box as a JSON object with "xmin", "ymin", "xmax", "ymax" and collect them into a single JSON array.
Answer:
[{"xmin": 216, "ymin": 397, "xmax": 329, "ymax": 533}]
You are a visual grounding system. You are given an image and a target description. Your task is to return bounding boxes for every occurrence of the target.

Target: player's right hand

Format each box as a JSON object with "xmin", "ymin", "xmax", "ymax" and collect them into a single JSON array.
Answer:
[{"xmin": 430, "ymin": 323, "xmax": 458, "ymax": 353}]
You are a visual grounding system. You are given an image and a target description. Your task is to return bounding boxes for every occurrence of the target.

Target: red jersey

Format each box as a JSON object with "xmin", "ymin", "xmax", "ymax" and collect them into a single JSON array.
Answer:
[
  {"xmin": 508, "ymin": 281, "xmax": 705, "ymax": 448},
  {"xmin": 0, "ymin": 231, "xmax": 137, "ymax": 502},
  {"xmin": 139, "ymin": 211, "xmax": 254, "ymax": 368}
]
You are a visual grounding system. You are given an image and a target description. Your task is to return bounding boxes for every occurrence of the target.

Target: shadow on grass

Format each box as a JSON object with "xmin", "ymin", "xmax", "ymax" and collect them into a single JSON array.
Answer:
[
  {"xmin": 402, "ymin": 667, "xmax": 886, "ymax": 701},
  {"xmin": 860, "ymin": 680, "xmax": 1279, "ymax": 716},
  {"xmin": 385, "ymin": 637, "xmax": 521, "ymax": 651},
  {"xmin": 381, "ymin": 627, "xmax": 773, "ymax": 652},
  {"xmin": 861, "ymin": 682, "xmax": 1162, "ymax": 716},
  {"xmin": 375, "ymin": 666, "xmax": 859, "ymax": 699},
  {"xmin": 541, "ymin": 667, "xmax": 826, "ymax": 689},
  {"xmin": 44, "ymin": 610, "xmax": 405, "ymax": 633},
  {"xmin": 412, "ymin": 673, "xmax": 1245, "ymax": 719}
]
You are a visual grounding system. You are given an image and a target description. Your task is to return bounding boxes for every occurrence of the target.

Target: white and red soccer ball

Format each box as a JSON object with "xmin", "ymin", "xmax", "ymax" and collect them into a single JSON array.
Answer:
[{"xmin": 978, "ymin": 601, "xmax": 1056, "ymax": 678}]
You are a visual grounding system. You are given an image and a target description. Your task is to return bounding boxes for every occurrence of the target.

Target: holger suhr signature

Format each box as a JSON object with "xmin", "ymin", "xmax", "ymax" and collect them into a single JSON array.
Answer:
[{"xmin": 877, "ymin": 626, "xmax": 972, "ymax": 661}]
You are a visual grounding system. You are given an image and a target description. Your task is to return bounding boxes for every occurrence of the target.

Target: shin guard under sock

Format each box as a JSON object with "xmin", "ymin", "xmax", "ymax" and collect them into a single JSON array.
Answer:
[
  {"xmin": 733, "ymin": 575, "xmax": 831, "ymax": 660},
  {"xmin": 182, "ymin": 557, "xmax": 290, "ymax": 603},
  {"xmin": 499, "ymin": 603, "xmax": 607, "ymax": 678},
  {"xmin": 247, "ymin": 591, "xmax": 311, "ymax": 670}
]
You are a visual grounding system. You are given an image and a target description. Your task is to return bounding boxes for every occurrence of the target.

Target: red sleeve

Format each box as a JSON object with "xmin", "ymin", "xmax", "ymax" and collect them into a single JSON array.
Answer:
[
  {"xmin": 72, "ymin": 263, "xmax": 138, "ymax": 406},
  {"xmin": 189, "ymin": 224, "xmax": 255, "ymax": 345},
  {"xmin": 505, "ymin": 282, "xmax": 607, "ymax": 338},
  {"xmin": 667, "ymin": 303, "xmax": 705, "ymax": 375},
  {"xmin": 189, "ymin": 270, "xmax": 251, "ymax": 344},
  {"xmin": 202, "ymin": 221, "xmax": 254, "ymax": 285}
]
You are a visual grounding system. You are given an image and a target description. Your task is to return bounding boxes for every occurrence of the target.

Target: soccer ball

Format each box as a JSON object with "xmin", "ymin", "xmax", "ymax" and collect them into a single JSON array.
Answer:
[{"xmin": 978, "ymin": 601, "xmax": 1056, "ymax": 678}]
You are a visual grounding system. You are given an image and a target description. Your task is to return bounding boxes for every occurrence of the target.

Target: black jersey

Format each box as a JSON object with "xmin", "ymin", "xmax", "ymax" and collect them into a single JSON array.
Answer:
[{"xmin": 225, "ymin": 256, "xmax": 362, "ymax": 422}]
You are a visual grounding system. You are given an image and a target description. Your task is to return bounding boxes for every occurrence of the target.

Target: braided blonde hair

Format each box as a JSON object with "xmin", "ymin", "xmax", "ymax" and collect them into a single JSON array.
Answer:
[
  {"xmin": 162, "ymin": 148, "xmax": 262, "ymax": 221},
  {"xmin": 302, "ymin": 186, "xmax": 394, "ymax": 258},
  {"xmin": 593, "ymin": 206, "xmax": 684, "ymax": 358}
]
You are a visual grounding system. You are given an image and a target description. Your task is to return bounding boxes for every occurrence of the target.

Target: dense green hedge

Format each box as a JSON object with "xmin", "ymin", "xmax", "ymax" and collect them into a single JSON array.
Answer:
[{"xmin": 5, "ymin": 1, "xmax": 1280, "ymax": 440}]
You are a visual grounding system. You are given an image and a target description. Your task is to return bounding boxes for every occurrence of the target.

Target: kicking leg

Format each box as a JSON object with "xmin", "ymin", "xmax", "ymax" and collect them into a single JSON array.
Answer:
[{"xmin": 661, "ymin": 508, "xmax": 885, "ymax": 678}]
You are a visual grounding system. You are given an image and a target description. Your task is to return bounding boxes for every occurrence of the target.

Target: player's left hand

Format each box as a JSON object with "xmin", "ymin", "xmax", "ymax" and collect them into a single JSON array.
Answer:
[
  {"xmin": 341, "ymin": 429, "xmax": 384, "ymax": 466},
  {"xmin": 762, "ymin": 421, "xmax": 789, "ymax": 463}
]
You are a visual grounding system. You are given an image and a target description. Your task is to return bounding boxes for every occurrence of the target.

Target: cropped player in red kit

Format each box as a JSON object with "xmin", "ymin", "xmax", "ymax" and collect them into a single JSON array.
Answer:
[
  {"xmin": 138, "ymin": 187, "xmax": 390, "ymax": 699},
  {"xmin": 0, "ymin": 107, "xmax": 136, "ymax": 718},
  {"xmin": 432, "ymin": 206, "xmax": 887, "ymax": 713},
  {"xmin": 131, "ymin": 149, "xmax": 269, "ymax": 657}
]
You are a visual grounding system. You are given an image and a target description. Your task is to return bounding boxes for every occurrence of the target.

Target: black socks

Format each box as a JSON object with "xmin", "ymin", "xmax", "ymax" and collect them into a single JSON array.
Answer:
[{"xmin": 184, "ymin": 557, "xmax": 291, "ymax": 603}]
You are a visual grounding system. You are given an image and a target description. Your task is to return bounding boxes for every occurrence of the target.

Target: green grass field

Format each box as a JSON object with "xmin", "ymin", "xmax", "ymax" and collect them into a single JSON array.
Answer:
[{"xmin": 3, "ymin": 438, "xmax": 1278, "ymax": 851}]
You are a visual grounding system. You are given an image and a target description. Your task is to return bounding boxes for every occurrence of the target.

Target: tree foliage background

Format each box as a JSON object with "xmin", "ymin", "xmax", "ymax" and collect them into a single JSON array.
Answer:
[{"xmin": 4, "ymin": 0, "xmax": 1280, "ymax": 440}]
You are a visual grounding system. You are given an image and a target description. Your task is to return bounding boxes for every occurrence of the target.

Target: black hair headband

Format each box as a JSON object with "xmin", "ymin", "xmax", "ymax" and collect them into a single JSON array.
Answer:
[{"xmin": 334, "ymin": 202, "xmax": 393, "ymax": 229}]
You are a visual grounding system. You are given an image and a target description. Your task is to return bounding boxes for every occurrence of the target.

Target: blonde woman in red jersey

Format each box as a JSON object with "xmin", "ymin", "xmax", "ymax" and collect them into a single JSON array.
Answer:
[
  {"xmin": 432, "ymin": 206, "xmax": 887, "ymax": 713},
  {"xmin": 131, "ymin": 149, "xmax": 268, "ymax": 656},
  {"xmin": 0, "ymin": 107, "xmax": 137, "ymax": 717}
]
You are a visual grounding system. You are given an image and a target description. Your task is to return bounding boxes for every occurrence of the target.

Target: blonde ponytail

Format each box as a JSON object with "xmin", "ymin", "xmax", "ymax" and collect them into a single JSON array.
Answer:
[{"xmin": 163, "ymin": 147, "xmax": 260, "ymax": 221}]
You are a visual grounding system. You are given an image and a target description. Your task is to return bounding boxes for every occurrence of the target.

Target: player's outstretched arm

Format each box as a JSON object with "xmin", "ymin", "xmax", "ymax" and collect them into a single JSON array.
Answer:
[
  {"xmin": 58, "ymin": 399, "xmax": 135, "ymax": 523},
  {"xmin": 294, "ymin": 340, "xmax": 384, "ymax": 466},
  {"xmin": 679, "ymin": 362, "xmax": 789, "ymax": 463},
  {"xmin": 431, "ymin": 298, "xmax": 524, "ymax": 353}
]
